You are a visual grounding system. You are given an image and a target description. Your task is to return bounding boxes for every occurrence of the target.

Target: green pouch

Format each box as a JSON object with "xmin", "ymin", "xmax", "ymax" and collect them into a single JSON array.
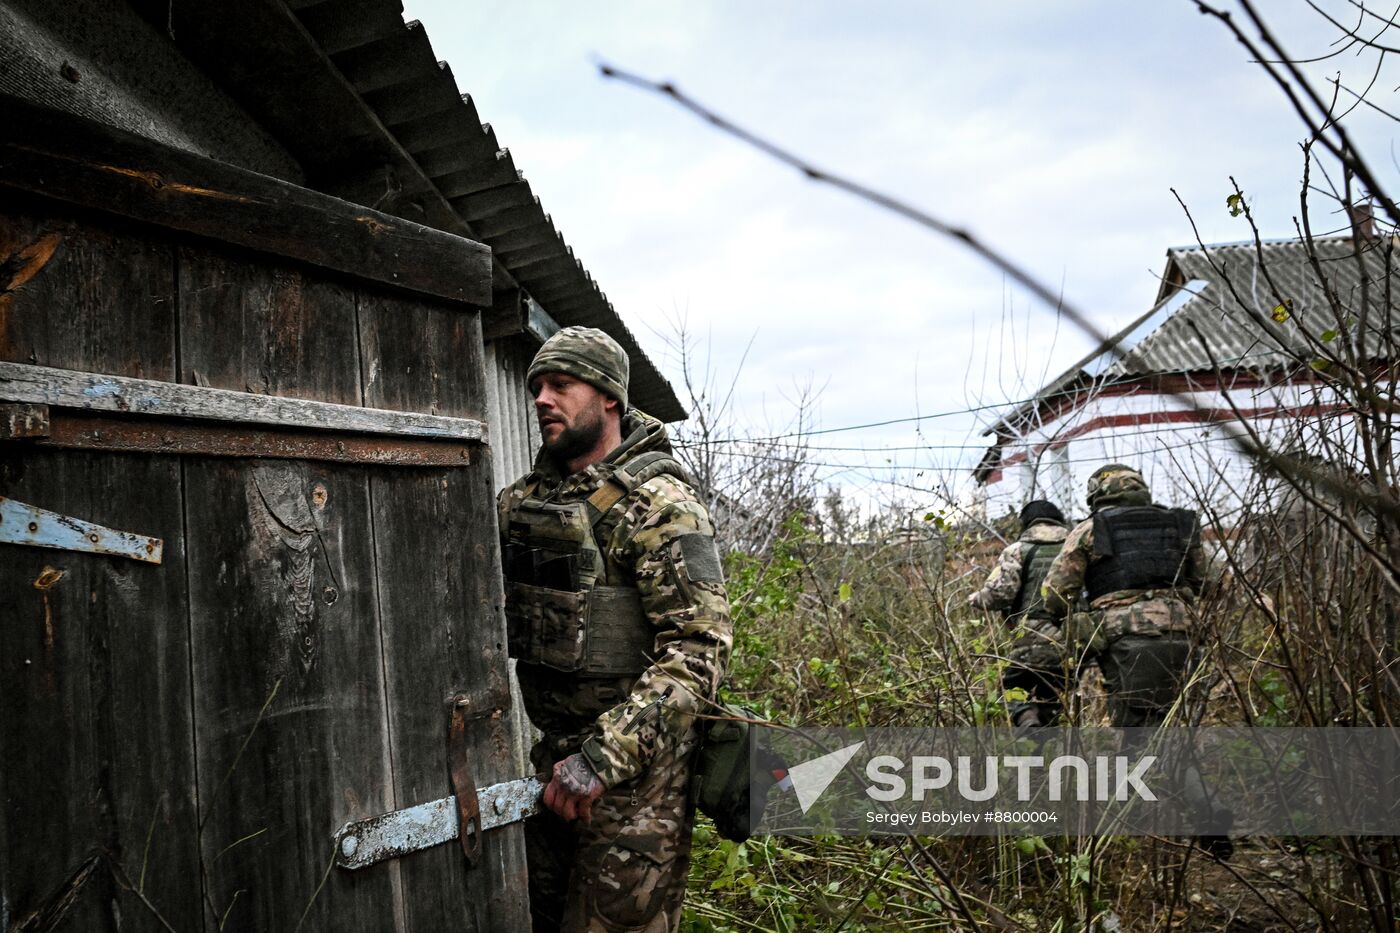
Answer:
[
  {"xmin": 693, "ymin": 703, "xmax": 784, "ymax": 842},
  {"xmin": 1068, "ymin": 610, "xmax": 1107, "ymax": 655}
]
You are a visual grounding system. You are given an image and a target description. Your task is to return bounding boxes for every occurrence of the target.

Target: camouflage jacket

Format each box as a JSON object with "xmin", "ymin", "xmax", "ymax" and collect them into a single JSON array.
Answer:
[
  {"xmin": 499, "ymin": 410, "xmax": 733, "ymax": 789},
  {"xmin": 1041, "ymin": 508, "xmax": 1205, "ymax": 640},
  {"xmin": 968, "ymin": 521, "xmax": 1069, "ymax": 617}
]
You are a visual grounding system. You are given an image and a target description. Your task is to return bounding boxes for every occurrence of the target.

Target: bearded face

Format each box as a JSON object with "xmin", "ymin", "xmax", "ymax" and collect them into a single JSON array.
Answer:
[
  {"xmin": 540, "ymin": 395, "xmax": 606, "ymax": 460},
  {"xmin": 532, "ymin": 372, "xmax": 614, "ymax": 464}
]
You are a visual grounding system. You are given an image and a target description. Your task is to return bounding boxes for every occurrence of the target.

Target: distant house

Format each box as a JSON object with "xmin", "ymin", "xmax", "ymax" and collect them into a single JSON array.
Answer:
[{"xmin": 973, "ymin": 235, "xmax": 1397, "ymax": 522}]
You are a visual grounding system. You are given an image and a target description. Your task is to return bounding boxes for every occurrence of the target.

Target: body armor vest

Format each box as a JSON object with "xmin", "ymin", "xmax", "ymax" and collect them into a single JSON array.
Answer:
[
  {"xmin": 502, "ymin": 451, "xmax": 691, "ymax": 677},
  {"xmin": 1010, "ymin": 540, "xmax": 1063, "ymax": 621},
  {"xmin": 1085, "ymin": 505, "xmax": 1198, "ymax": 602}
]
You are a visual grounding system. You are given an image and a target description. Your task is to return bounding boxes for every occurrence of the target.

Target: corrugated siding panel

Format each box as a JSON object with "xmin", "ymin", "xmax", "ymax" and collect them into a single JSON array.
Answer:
[
  {"xmin": 984, "ymin": 235, "xmax": 1397, "ymax": 446},
  {"xmin": 485, "ymin": 340, "xmax": 542, "ymax": 773}
]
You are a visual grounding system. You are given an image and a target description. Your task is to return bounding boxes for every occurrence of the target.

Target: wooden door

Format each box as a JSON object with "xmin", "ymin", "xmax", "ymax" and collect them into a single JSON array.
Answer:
[{"xmin": 0, "ymin": 98, "xmax": 527, "ymax": 932}]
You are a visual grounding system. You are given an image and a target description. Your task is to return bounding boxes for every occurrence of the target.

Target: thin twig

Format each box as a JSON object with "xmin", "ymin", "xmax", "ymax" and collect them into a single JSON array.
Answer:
[
  {"xmin": 200, "ymin": 677, "xmax": 283, "ymax": 831},
  {"xmin": 291, "ymin": 845, "xmax": 338, "ymax": 933},
  {"xmin": 108, "ymin": 855, "xmax": 180, "ymax": 933},
  {"xmin": 597, "ymin": 63, "xmax": 1095, "ymax": 340},
  {"xmin": 597, "ymin": 60, "xmax": 1400, "ymax": 527}
]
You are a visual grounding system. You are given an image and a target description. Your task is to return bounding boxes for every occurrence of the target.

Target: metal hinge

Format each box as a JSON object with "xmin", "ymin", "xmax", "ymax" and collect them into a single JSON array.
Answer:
[
  {"xmin": 0, "ymin": 497, "xmax": 163, "ymax": 563},
  {"xmin": 333, "ymin": 693, "xmax": 541, "ymax": 871},
  {"xmin": 333, "ymin": 774, "xmax": 543, "ymax": 870}
]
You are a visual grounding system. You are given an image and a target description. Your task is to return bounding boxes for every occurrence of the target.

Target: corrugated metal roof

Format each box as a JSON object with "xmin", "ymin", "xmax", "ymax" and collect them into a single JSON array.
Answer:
[
  {"xmin": 1111, "ymin": 236, "xmax": 1396, "ymax": 376},
  {"xmin": 982, "ymin": 235, "xmax": 1396, "ymax": 439},
  {"xmin": 287, "ymin": 0, "xmax": 685, "ymax": 421}
]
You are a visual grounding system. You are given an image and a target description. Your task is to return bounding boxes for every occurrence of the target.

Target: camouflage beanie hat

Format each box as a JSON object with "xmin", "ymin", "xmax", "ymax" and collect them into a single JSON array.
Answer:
[
  {"xmin": 1086, "ymin": 463, "xmax": 1150, "ymax": 508},
  {"xmin": 527, "ymin": 326, "xmax": 629, "ymax": 410}
]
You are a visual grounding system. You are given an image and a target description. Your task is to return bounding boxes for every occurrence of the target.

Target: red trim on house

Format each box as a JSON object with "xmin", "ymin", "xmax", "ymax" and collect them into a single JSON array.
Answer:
[
  {"xmin": 993, "ymin": 401, "xmax": 1347, "ymax": 470},
  {"xmin": 1003, "ymin": 369, "xmax": 1308, "ymax": 439}
]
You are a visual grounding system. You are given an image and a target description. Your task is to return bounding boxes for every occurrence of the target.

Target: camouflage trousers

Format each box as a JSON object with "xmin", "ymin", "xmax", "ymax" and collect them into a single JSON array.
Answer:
[
  {"xmin": 526, "ymin": 721, "xmax": 701, "ymax": 933},
  {"xmin": 1004, "ymin": 617, "xmax": 1078, "ymax": 726},
  {"xmin": 1097, "ymin": 633, "xmax": 1195, "ymax": 728},
  {"xmin": 1097, "ymin": 634, "xmax": 1231, "ymax": 827},
  {"xmin": 1087, "ymin": 598, "xmax": 1197, "ymax": 728}
]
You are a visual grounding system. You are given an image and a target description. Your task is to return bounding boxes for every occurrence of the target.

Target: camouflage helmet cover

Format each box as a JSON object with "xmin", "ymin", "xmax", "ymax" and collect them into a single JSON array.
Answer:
[
  {"xmin": 527, "ymin": 326, "xmax": 630, "ymax": 410},
  {"xmin": 1086, "ymin": 463, "xmax": 1150, "ymax": 508}
]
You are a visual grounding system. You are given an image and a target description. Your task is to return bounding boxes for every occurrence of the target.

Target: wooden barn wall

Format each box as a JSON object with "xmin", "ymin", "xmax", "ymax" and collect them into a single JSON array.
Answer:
[
  {"xmin": 0, "ymin": 200, "xmax": 200, "ymax": 933},
  {"xmin": 0, "ymin": 196, "xmax": 527, "ymax": 930},
  {"xmin": 0, "ymin": 0, "xmax": 300, "ymax": 181}
]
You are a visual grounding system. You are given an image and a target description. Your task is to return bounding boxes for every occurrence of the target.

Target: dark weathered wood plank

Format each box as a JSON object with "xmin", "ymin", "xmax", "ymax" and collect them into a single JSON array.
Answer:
[
  {"xmin": 0, "ymin": 450, "xmax": 199, "ymax": 933},
  {"xmin": 30, "ymin": 411, "xmax": 479, "ymax": 467},
  {"xmin": 0, "ymin": 403, "xmax": 49, "ymax": 438},
  {"xmin": 182, "ymin": 458, "xmax": 399, "ymax": 932},
  {"xmin": 0, "ymin": 94, "xmax": 492, "ymax": 307},
  {"xmin": 128, "ymin": 0, "xmax": 529, "ymax": 303},
  {"xmin": 481, "ymin": 289, "xmax": 526, "ymax": 343},
  {"xmin": 179, "ymin": 253, "xmax": 399, "ymax": 931},
  {"xmin": 0, "ymin": 202, "xmax": 176, "ymax": 375},
  {"xmin": 0, "ymin": 205, "xmax": 201, "ymax": 931},
  {"xmin": 359, "ymin": 292, "xmax": 529, "ymax": 930},
  {"xmin": 359, "ymin": 291, "xmax": 487, "ymax": 421},
  {"xmin": 0, "ymin": 361, "xmax": 486, "ymax": 442},
  {"xmin": 177, "ymin": 244, "xmax": 367, "ymax": 408}
]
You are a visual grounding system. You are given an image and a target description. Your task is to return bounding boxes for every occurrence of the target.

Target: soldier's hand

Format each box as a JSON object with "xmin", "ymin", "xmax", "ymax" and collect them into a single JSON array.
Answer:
[{"xmin": 544, "ymin": 752, "xmax": 605, "ymax": 823}]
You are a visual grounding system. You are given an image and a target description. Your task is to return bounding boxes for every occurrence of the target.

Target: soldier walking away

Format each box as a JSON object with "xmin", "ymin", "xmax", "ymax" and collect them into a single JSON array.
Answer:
[
  {"xmin": 499, "ymin": 326, "xmax": 733, "ymax": 931},
  {"xmin": 968, "ymin": 500, "xmax": 1074, "ymax": 733},
  {"xmin": 1040, "ymin": 463, "xmax": 1233, "ymax": 858}
]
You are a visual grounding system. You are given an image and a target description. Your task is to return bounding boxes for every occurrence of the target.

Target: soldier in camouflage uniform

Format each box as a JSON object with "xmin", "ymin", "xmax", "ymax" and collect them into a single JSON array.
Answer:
[
  {"xmin": 1040, "ymin": 464, "xmax": 1204, "ymax": 729},
  {"xmin": 969, "ymin": 500, "xmax": 1075, "ymax": 730},
  {"xmin": 1041, "ymin": 464, "xmax": 1233, "ymax": 857},
  {"xmin": 498, "ymin": 326, "xmax": 733, "ymax": 931}
]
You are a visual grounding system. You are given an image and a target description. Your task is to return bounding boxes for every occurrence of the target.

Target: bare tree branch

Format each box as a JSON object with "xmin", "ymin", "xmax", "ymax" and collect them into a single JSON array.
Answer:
[{"xmin": 597, "ymin": 62, "xmax": 1096, "ymax": 338}]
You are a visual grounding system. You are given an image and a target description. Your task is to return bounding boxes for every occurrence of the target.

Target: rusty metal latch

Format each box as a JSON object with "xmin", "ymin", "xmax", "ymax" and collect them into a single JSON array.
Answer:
[
  {"xmin": 330, "ymin": 693, "xmax": 543, "ymax": 871},
  {"xmin": 449, "ymin": 694, "xmax": 484, "ymax": 867},
  {"xmin": 0, "ymin": 402, "xmax": 49, "ymax": 438},
  {"xmin": 0, "ymin": 496, "xmax": 163, "ymax": 563}
]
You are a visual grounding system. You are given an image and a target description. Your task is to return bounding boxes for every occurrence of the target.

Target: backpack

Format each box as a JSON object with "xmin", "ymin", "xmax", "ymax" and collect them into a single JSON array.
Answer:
[{"xmin": 692, "ymin": 703, "xmax": 786, "ymax": 842}]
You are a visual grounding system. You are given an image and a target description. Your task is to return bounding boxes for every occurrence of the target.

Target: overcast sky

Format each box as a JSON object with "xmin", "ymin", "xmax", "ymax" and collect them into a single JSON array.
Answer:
[{"xmin": 401, "ymin": 0, "xmax": 1395, "ymax": 510}]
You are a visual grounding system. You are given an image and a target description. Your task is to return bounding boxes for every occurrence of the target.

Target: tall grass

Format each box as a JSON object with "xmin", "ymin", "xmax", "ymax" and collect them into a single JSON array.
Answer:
[{"xmin": 683, "ymin": 495, "xmax": 1399, "ymax": 931}]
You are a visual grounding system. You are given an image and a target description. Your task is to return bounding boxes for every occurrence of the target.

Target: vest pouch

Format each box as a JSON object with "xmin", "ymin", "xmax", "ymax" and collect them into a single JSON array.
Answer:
[
  {"xmin": 693, "ymin": 704, "xmax": 785, "ymax": 842},
  {"xmin": 503, "ymin": 451, "xmax": 698, "ymax": 677},
  {"xmin": 506, "ymin": 581, "xmax": 589, "ymax": 671},
  {"xmin": 506, "ymin": 581, "xmax": 655, "ymax": 677},
  {"xmin": 504, "ymin": 542, "xmax": 580, "ymax": 590},
  {"xmin": 1067, "ymin": 610, "xmax": 1107, "ymax": 655},
  {"xmin": 583, "ymin": 587, "xmax": 657, "ymax": 676}
]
